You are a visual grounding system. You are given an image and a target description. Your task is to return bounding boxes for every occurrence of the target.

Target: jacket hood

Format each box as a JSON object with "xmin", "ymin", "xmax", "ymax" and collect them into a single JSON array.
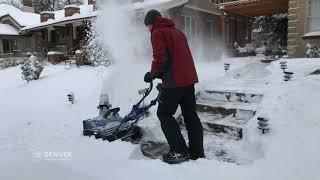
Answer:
[{"xmin": 152, "ymin": 17, "xmax": 175, "ymax": 31}]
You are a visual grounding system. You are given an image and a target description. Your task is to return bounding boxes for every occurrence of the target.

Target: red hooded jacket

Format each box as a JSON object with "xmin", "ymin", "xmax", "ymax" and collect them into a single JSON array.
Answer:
[{"xmin": 150, "ymin": 17, "xmax": 198, "ymax": 88}]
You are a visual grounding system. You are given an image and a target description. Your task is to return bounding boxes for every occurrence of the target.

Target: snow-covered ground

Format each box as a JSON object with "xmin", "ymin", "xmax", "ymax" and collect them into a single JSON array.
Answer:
[{"xmin": 1, "ymin": 57, "xmax": 320, "ymax": 180}]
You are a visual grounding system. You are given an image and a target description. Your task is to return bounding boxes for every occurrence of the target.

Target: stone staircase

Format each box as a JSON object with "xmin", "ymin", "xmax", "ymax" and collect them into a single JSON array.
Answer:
[{"xmin": 195, "ymin": 89, "xmax": 263, "ymax": 140}]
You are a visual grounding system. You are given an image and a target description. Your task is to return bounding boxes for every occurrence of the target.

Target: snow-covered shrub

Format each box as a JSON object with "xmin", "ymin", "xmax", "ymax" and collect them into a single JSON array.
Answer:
[
  {"xmin": 83, "ymin": 21, "xmax": 112, "ymax": 67},
  {"xmin": 306, "ymin": 43, "xmax": 320, "ymax": 58},
  {"xmin": 21, "ymin": 55, "xmax": 44, "ymax": 82}
]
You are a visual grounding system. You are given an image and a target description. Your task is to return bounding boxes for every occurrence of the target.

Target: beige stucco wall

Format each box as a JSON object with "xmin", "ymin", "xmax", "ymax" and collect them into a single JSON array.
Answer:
[{"xmin": 288, "ymin": 0, "xmax": 320, "ymax": 58}]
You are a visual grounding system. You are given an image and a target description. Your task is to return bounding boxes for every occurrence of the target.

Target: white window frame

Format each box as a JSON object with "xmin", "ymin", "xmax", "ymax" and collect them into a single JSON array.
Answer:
[
  {"xmin": 183, "ymin": 15, "xmax": 197, "ymax": 41},
  {"xmin": 206, "ymin": 19, "xmax": 214, "ymax": 40},
  {"xmin": 308, "ymin": 0, "xmax": 320, "ymax": 32}
]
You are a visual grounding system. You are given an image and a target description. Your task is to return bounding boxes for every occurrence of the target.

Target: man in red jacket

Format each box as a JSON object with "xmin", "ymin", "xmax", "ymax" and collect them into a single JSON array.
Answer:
[{"xmin": 144, "ymin": 10, "xmax": 204, "ymax": 164}]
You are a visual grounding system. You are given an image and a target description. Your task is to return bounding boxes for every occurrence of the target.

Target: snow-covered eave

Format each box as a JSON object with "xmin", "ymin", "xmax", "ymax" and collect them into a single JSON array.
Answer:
[
  {"xmin": 21, "ymin": 12, "xmax": 97, "ymax": 32},
  {"xmin": 216, "ymin": 0, "xmax": 260, "ymax": 10},
  {"xmin": 0, "ymin": 14, "xmax": 23, "ymax": 29},
  {"xmin": 133, "ymin": 0, "xmax": 189, "ymax": 11},
  {"xmin": 303, "ymin": 31, "xmax": 320, "ymax": 39}
]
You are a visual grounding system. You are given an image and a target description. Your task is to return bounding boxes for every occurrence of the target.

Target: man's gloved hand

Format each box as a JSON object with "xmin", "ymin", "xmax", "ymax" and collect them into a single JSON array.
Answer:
[{"xmin": 144, "ymin": 72, "xmax": 153, "ymax": 83}]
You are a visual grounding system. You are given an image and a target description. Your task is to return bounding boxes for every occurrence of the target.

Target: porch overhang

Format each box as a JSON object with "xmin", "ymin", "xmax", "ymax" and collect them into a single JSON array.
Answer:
[
  {"xmin": 133, "ymin": 0, "xmax": 189, "ymax": 11},
  {"xmin": 216, "ymin": 0, "xmax": 289, "ymax": 17}
]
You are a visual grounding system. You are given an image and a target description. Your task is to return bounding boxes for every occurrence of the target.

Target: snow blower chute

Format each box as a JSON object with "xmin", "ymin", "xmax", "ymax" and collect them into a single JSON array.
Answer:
[{"xmin": 83, "ymin": 82, "xmax": 161, "ymax": 142}]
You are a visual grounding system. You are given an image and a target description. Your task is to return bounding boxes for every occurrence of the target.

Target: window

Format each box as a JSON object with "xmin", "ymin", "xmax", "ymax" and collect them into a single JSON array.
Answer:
[
  {"xmin": 206, "ymin": 20, "xmax": 214, "ymax": 40},
  {"xmin": 184, "ymin": 16, "xmax": 196, "ymax": 41},
  {"xmin": 2, "ymin": 39, "xmax": 17, "ymax": 53},
  {"xmin": 50, "ymin": 29, "xmax": 66, "ymax": 44},
  {"xmin": 309, "ymin": 0, "xmax": 320, "ymax": 32}
]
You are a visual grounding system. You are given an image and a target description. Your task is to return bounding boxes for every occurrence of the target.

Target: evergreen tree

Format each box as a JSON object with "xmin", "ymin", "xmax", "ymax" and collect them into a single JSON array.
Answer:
[
  {"xmin": 21, "ymin": 55, "xmax": 44, "ymax": 82},
  {"xmin": 252, "ymin": 14, "xmax": 288, "ymax": 49},
  {"xmin": 21, "ymin": 57, "xmax": 33, "ymax": 82},
  {"xmin": 83, "ymin": 20, "xmax": 112, "ymax": 67}
]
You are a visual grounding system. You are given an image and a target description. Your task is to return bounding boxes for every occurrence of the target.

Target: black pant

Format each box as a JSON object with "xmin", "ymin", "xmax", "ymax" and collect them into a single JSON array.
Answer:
[{"xmin": 157, "ymin": 85, "xmax": 204, "ymax": 157}]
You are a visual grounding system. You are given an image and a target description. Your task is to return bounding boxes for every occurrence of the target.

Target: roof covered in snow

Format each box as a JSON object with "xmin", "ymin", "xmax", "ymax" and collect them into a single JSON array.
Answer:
[
  {"xmin": 0, "ymin": 23, "xmax": 19, "ymax": 36},
  {"xmin": 0, "ymin": 3, "xmax": 40, "ymax": 27},
  {"xmin": 21, "ymin": 4, "xmax": 96, "ymax": 31},
  {"xmin": 133, "ymin": 0, "xmax": 189, "ymax": 11}
]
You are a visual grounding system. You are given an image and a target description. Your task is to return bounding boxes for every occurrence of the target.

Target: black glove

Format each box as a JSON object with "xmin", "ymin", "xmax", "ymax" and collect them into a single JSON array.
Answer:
[{"xmin": 144, "ymin": 72, "xmax": 153, "ymax": 83}]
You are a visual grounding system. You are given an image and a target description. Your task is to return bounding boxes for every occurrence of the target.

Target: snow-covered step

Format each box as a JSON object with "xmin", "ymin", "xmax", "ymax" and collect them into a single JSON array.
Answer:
[
  {"xmin": 196, "ymin": 102, "xmax": 255, "ymax": 139},
  {"xmin": 197, "ymin": 99, "xmax": 258, "ymax": 113},
  {"xmin": 194, "ymin": 89, "xmax": 261, "ymax": 139},
  {"xmin": 197, "ymin": 90, "xmax": 263, "ymax": 104},
  {"xmin": 198, "ymin": 112, "xmax": 248, "ymax": 139}
]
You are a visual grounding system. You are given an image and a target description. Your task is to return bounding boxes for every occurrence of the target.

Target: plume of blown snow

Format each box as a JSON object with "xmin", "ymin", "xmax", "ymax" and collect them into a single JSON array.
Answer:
[{"xmin": 95, "ymin": 0, "xmax": 152, "ymax": 113}]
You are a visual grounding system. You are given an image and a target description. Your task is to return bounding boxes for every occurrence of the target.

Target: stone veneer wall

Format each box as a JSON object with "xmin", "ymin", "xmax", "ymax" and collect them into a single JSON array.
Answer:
[{"xmin": 288, "ymin": 0, "xmax": 320, "ymax": 58}]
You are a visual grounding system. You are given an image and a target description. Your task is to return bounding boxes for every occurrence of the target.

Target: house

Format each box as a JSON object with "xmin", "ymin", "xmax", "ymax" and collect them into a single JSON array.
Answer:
[
  {"xmin": 16, "ymin": 0, "xmax": 252, "ymax": 63},
  {"xmin": 20, "ymin": 0, "xmax": 246, "ymax": 63},
  {"xmin": 20, "ymin": 0, "xmax": 97, "ymax": 64},
  {"xmin": 0, "ymin": 1, "xmax": 39, "ymax": 56},
  {"xmin": 216, "ymin": 0, "xmax": 320, "ymax": 58},
  {"xmin": 133, "ymin": 0, "xmax": 251, "ymax": 58}
]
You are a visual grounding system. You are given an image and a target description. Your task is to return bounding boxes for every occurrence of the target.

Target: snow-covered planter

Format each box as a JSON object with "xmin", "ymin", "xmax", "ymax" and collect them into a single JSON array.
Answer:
[
  {"xmin": 306, "ymin": 43, "xmax": 320, "ymax": 58},
  {"xmin": 21, "ymin": 55, "xmax": 44, "ymax": 82},
  {"xmin": 47, "ymin": 51, "xmax": 65, "ymax": 64}
]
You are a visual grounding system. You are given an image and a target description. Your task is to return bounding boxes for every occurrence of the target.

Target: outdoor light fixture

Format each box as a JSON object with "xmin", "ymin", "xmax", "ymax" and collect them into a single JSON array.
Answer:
[
  {"xmin": 224, "ymin": 63, "xmax": 230, "ymax": 72},
  {"xmin": 280, "ymin": 61, "xmax": 287, "ymax": 72},
  {"xmin": 284, "ymin": 72, "xmax": 294, "ymax": 81},
  {"xmin": 67, "ymin": 92, "xmax": 75, "ymax": 104},
  {"xmin": 257, "ymin": 117, "xmax": 269, "ymax": 134}
]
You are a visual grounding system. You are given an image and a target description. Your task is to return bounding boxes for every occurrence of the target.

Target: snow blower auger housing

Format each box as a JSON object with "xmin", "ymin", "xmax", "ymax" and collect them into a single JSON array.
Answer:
[{"xmin": 83, "ymin": 81, "xmax": 161, "ymax": 142}]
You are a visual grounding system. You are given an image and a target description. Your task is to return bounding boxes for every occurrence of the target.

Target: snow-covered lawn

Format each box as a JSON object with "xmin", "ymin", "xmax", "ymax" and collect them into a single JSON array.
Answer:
[{"xmin": 1, "ymin": 58, "xmax": 320, "ymax": 180}]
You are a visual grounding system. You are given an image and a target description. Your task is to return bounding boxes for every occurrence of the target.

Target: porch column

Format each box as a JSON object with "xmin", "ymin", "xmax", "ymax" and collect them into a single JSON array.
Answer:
[
  {"xmin": 0, "ymin": 38, "xmax": 3, "ymax": 53},
  {"xmin": 42, "ymin": 29, "xmax": 49, "ymax": 54},
  {"xmin": 220, "ymin": 15, "xmax": 228, "ymax": 47},
  {"xmin": 247, "ymin": 18, "xmax": 253, "ymax": 43},
  {"xmin": 66, "ymin": 24, "xmax": 74, "ymax": 55}
]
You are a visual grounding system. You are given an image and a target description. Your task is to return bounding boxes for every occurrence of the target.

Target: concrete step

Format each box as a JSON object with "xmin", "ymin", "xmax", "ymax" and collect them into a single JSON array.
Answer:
[
  {"xmin": 191, "ymin": 89, "xmax": 261, "ymax": 139},
  {"xmin": 196, "ymin": 102, "xmax": 255, "ymax": 139},
  {"xmin": 197, "ymin": 90, "xmax": 263, "ymax": 104}
]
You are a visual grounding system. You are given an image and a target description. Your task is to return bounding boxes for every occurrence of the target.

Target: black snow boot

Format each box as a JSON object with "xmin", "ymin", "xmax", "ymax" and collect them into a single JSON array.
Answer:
[
  {"xmin": 189, "ymin": 153, "xmax": 205, "ymax": 160},
  {"xmin": 162, "ymin": 151, "xmax": 190, "ymax": 164}
]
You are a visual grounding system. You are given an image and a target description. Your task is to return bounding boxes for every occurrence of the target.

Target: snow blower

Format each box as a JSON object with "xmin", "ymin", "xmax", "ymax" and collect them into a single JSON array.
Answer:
[{"xmin": 83, "ymin": 81, "xmax": 161, "ymax": 142}]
